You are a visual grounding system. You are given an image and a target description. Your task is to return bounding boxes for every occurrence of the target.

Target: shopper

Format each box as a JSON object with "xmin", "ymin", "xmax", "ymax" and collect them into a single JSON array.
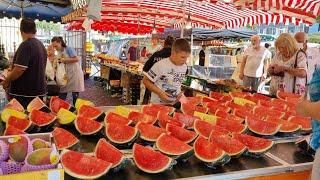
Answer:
[
  {"xmin": 199, "ymin": 45, "xmax": 206, "ymax": 66},
  {"xmin": 143, "ymin": 38, "xmax": 190, "ymax": 103},
  {"xmin": 1, "ymin": 18, "xmax": 47, "ymax": 108},
  {"xmin": 239, "ymin": 35, "xmax": 269, "ymax": 91},
  {"xmin": 51, "ymin": 36, "xmax": 84, "ymax": 105},
  {"xmin": 294, "ymin": 32, "xmax": 320, "ymax": 83},
  {"xmin": 268, "ymin": 33, "xmax": 307, "ymax": 96},
  {"xmin": 127, "ymin": 39, "xmax": 140, "ymax": 62},
  {"xmin": 296, "ymin": 66, "xmax": 320, "ymax": 180},
  {"xmin": 141, "ymin": 35, "xmax": 175, "ymax": 104}
]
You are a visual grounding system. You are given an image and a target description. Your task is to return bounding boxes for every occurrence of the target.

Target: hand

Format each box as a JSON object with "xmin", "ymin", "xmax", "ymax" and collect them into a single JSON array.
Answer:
[
  {"xmin": 159, "ymin": 91, "xmax": 172, "ymax": 103},
  {"xmin": 58, "ymin": 57, "xmax": 67, "ymax": 63},
  {"xmin": 1, "ymin": 79, "xmax": 9, "ymax": 92},
  {"xmin": 273, "ymin": 64, "xmax": 284, "ymax": 74},
  {"xmin": 239, "ymin": 73, "xmax": 244, "ymax": 80},
  {"xmin": 296, "ymin": 100, "xmax": 310, "ymax": 117}
]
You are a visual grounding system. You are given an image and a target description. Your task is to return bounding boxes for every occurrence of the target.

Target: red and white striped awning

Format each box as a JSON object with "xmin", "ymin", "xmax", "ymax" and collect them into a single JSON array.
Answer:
[{"xmin": 65, "ymin": 0, "xmax": 320, "ymax": 32}]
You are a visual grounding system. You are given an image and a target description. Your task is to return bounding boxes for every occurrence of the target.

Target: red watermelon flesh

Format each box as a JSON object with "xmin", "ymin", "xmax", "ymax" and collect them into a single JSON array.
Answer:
[
  {"xmin": 181, "ymin": 103, "xmax": 208, "ymax": 116},
  {"xmin": 142, "ymin": 106, "xmax": 167, "ymax": 117},
  {"xmin": 288, "ymin": 116, "xmax": 312, "ymax": 131},
  {"xmin": 173, "ymin": 112, "xmax": 200, "ymax": 129},
  {"xmin": 53, "ymin": 127, "xmax": 79, "ymax": 150},
  {"xmin": 158, "ymin": 112, "xmax": 185, "ymax": 128},
  {"xmin": 94, "ymin": 139, "xmax": 125, "ymax": 168},
  {"xmin": 246, "ymin": 118, "xmax": 280, "ymax": 136},
  {"xmin": 166, "ymin": 124, "xmax": 198, "ymax": 143},
  {"xmin": 4, "ymin": 125, "xmax": 26, "ymax": 136},
  {"xmin": 270, "ymin": 99, "xmax": 288, "ymax": 111},
  {"xmin": 226, "ymin": 114, "xmax": 245, "ymax": 124},
  {"xmin": 136, "ymin": 122, "xmax": 166, "ymax": 142},
  {"xmin": 229, "ymin": 91, "xmax": 250, "ymax": 98},
  {"xmin": 276, "ymin": 91, "xmax": 302, "ymax": 100},
  {"xmin": 253, "ymin": 93, "xmax": 271, "ymax": 101},
  {"xmin": 30, "ymin": 110, "xmax": 56, "ymax": 127},
  {"xmin": 221, "ymin": 95, "xmax": 233, "ymax": 102},
  {"xmin": 194, "ymin": 136, "xmax": 226, "ymax": 162},
  {"xmin": 7, "ymin": 116, "xmax": 31, "ymax": 131},
  {"xmin": 156, "ymin": 134, "xmax": 193, "ymax": 156},
  {"xmin": 215, "ymin": 110, "xmax": 228, "ymax": 119},
  {"xmin": 128, "ymin": 111, "xmax": 157, "ymax": 124},
  {"xmin": 216, "ymin": 118, "xmax": 247, "ymax": 134},
  {"xmin": 194, "ymin": 119, "xmax": 229, "ymax": 138},
  {"xmin": 104, "ymin": 112, "xmax": 131, "ymax": 125},
  {"xmin": 202, "ymin": 97, "xmax": 217, "ymax": 104},
  {"xmin": 50, "ymin": 96, "xmax": 71, "ymax": 114},
  {"xmin": 209, "ymin": 134, "xmax": 246, "ymax": 156},
  {"xmin": 233, "ymin": 134, "xmax": 274, "ymax": 153},
  {"xmin": 5, "ymin": 98, "xmax": 24, "ymax": 112},
  {"xmin": 210, "ymin": 91, "xmax": 224, "ymax": 100},
  {"xmin": 258, "ymin": 100, "xmax": 272, "ymax": 108},
  {"xmin": 186, "ymin": 96, "xmax": 202, "ymax": 106},
  {"xmin": 266, "ymin": 117, "xmax": 301, "ymax": 133},
  {"xmin": 144, "ymin": 104, "xmax": 174, "ymax": 115},
  {"xmin": 61, "ymin": 150, "xmax": 112, "ymax": 179},
  {"xmin": 105, "ymin": 123, "xmax": 138, "ymax": 144},
  {"xmin": 207, "ymin": 104, "xmax": 231, "ymax": 114},
  {"xmin": 133, "ymin": 143, "xmax": 172, "ymax": 173},
  {"xmin": 244, "ymin": 95, "xmax": 259, "ymax": 104},
  {"xmin": 226, "ymin": 101, "xmax": 243, "ymax": 110},
  {"xmin": 75, "ymin": 116, "xmax": 103, "ymax": 135},
  {"xmin": 78, "ymin": 105, "xmax": 103, "ymax": 119},
  {"xmin": 284, "ymin": 111, "xmax": 297, "ymax": 120},
  {"xmin": 233, "ymin": 109, "xmax": 253, "ymax": 119},
  {"xmin": 253, "ymin": 106, "xmax": 285, "ymax": 119}
]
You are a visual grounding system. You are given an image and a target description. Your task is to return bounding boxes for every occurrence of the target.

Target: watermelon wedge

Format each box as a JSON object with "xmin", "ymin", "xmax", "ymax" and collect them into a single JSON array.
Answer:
[
  {"xmin": 75, "ymin": 116, "xmax": 103, "ymax": 135},
  {"xmin": 202, "ymin": 96, "xmax": 217, "ymax": 104},
  {"xmin": 226, "ymin": 114, "xmax": 245, "ymax": 124},
  {"xmin": 104, "ymin": 111, "xmax": 131, "ymax": 125},
  {"xmin": 266, "ymin": 117, "xmax": 301, "ymax": 133},
  {"xmin": 253, "ymin": 106, "xmax": 285, "ymax": 119},
  {"xmin": 78, "ymin": 105, "xmax": 104, "ymax": 120},
  {"xmin": 128, "ymin": 111, "xmax": 157, "ymax": 124},
  {"xmin": 252, "ymin": 93, "xmax": 271, "ymax": 101},
  {"xmin": 29, "ymin": 110, "xmax": 56, "ymax": 127},
  {"xmin": 194, "ymin": 136, "xmax": 230, "ymax": 168},
  {"xmin": 209, "ymin": 134, "xmax": 246, "ymax": 157},
  {"xmin": 276, "ymin": 90, "xmax": 302, "ymax": 100},
  {"xmin": 215, "ymin": 110, "xmax": 228, "ymax": 118},
  {"xmin": 181, "ymin": 103, "xmax": 208, "ymax": 116},
  {"xmin": 133, "ymin": 143, "xmax": 174, "ymax": 173},
  {"xmin": 185, "ymin": 96, "xmax": 202, "ymax": 106},
  {"xmin": 246, "ymin": 118, "xmax": 281, "ymax": 136},
  {"xmin": 229, "ymin": 91, "xmax": 250, "ymax": 99},
  {"xmin": 136, "ymin": 122, "xmax": 166, "ymax": 142},
  {"xmin": 105, "ymin": 123, "xmax": 139, "ymax": 146},
  {"xmin": 49, "ymin": 96, "xmax": 71, "ymax": 114},
  {"xmin": 194, "ymin": 119, "xmax": 229, "ymax": 138},
  {"xmin": 53, "ymin": 127, "xmax": 79, "ymax": 150},
  {"xmin": 61, "ymin": 150, "xmax": 112, "ymax": 179},
  {"xmin": 173, "ymin": 112, "xmax": 200, "ymax": 129},
  {"xmin": 5, "ymin": 98, "xmax": 24, "ymax": 112},
  {"xmin": 142, "ymin": 104, "xmax": 175, "ymax": 116},
  {"xmin": 7, "ymin": 116, "xmax": 32, "ymax": 132},
  {"xmin": 288, "ymin": 116, "xmax": 312, "ymax": 132},
  {"xmin": 158, "ymin": 112, "xmax": 185, "ymax": 128},
  {"xmin": 27, "ymin": 97, "xmax": 49, "ymax": 113},
  {"xmin": 216, "ymin": 119, "xmax": 247, "ymax": 134},
  {"xmin": 270, "ymin": 99, "xmax": 288, "ymax": 111},
  {"xmin": 209, "ymin": 91, "xmax": 224, "ymax": 100},
  {"xmin": 166, "ymin": 124, "xmax": 198, "ymax": 144},
  {"xmin": 4, "ymin": 125, "xmax": 26, "ymax": 136},
  {"xmin": 233, "ymin": 134, "xmax": 274, "ymax": 156},
  {"xmin": 207, "ymin": 103, "xmax": 231, "ymax": 114}
]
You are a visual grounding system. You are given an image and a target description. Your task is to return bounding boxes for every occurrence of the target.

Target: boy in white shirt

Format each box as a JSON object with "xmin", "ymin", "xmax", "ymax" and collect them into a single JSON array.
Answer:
[{"xmin": 143, "ymin": 38, "xmax": 191, "ymax": 103}]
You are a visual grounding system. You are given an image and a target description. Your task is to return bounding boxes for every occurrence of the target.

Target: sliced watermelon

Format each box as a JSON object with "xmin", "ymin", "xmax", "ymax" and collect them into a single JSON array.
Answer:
[
  {"xmin": 221, "ymin": 95, "xmax": 233, "ymax": 102},
  {"xmin": 202, "ymin": 97, "xmax": 217, "ymax": 104},
  {"xmin": 7, "ymin": 116, "xmax": 32, "ymax": 132},
  {"xmin": 258, "ymin": 99, "xmax": 272, "ymax": 108},
  {"xmin": 270, "ymin": 99, "xmax": 288, "ymax": 111},
  {"xmin": 209, "ymin": 134, "xmax": 246, "ymax": 157},
  {"xmin": 252, "ymin": 93, "xmax": 271, "ymax": 101},
  {"xmin": 105, "ymin": 123, "xmax": 139, "ymax": 145},
  {"xmin": 49, "ymin": 96, "xmax": 71, "ymax": 114},
  {"xmin": 226, "ymin": 101, "xmax": 243, "ymax": 110},
  {"xmin": 29, "ymin": 110, "xmax": 56, "ymax": 127},
  {"xmin": 215, "ymin": 110, "xmax": 228, "ymax": 118},
  {"xmin": 246, "ymin": 118, "xmax": 281, "ymax": 136},
  {"xmin": 166, "ymin": 124, "xmax": 198, "ymax": 144},
  {"xmin": 207, "ymin": 103, "xmax": 231, "ymax": 114},
  {"xmin": 104, "ymin": 111, "xmax": 131, "ymax": 125},
  {"xmin": 1, "ymin": 108, "xmax": 27, "ymax": 123},
  {"xmin": 128, "ymin": 111, "xmax": 157, "ymax": 124},
  {"xmin": 216, "ymin": 118, "xmax": 247, "ymax": 134},
  {"xmin": 5, "ymin": 98, "xmax": 24, "ymax": 112},
  {"xmin": 284, "ymin": 111, "xmax": 297, "ymax": 120},
  {"xmin": 253, "ymin": 106, "xmax": 285, "ymax": 119},
  {"xmin": 61, "ymin": 150, "xmax": 112, "ymax": 179},
  {"xmin": 229, "ymin": 91, "xmax": 250, "ymax": 99},
  {"xmin": 276, "ymin": 90, "xmax": 302, "ymax": 100},
  {"xmin": 194, "ymin": 119, "xmax": 229, "ymax": 138},
  {"xmin": 243, "ymin": 95, "xmax": 259, "ymax": 104},
  {"xmin": 193, "ymin": 136, "xmax": 230, "ymax": 167},
  {"xmin": 233, "ymin": 109, "xmax": 253, "ymax": 119},
  {"xmin": 185, "ymin": 96, "xmax": 202, "ymax": 106},
  {"xmin": 209, "ymin": 91, "xmax": 224, "ymax": 100},
  {"xmin": 226, "ymin": 114, "xmax": 245, "ymax": 124},
  {"xmin": 4, "ymin": 125, "xmax": 26, "ymax": 135},
  {"xmin": 53, "ymin": 127, "xmax": 79, "ymax": 150},
  {"xmin": 75, "ymin": 116, "xmax": 103, "ymax": 135},
  {"xmin": 26, "ymin": 97, "xmax": 49, "ymax": 113},
  {"xmin": 173, "ymin": 112, "xmax": 200, "ymax": 129},
  {"xmin": 288, "ymin": 116, "xmax": 312, "ymax": 132},
  {"xmin": 78, "ymin": 105, "xmax": 104, "ymax": 120},
  {"xmin": 94, "ymin": 138, "xmax": 127, "ymax": 171},
  {"xmin": 156, "ymin": 134, "xmax": 193, "ymax": 158},
  {"xmin": 266, "ymin": 117, "xmax": 301, "ymax": 133},
  {"xmin": 233, "ymin": 134, "xmax": 274, "ymax": 156},
  {"xmin": 142, "ymin": 104, "xmax": 175, "ymax": 116},
  {"xmin": 158, "ymin": 112, "xmax": 185, "ymax": 128},
  {"xmin": 136, "ymin": 122, "xmax": 166, "ymax": 142},
  {"xmin": 133, "ymin": 143, "xmax": 173, "ymax": 173},
  {"xmin": 181, "ymin": 103, "xmax": 208, "ymax": 116}
]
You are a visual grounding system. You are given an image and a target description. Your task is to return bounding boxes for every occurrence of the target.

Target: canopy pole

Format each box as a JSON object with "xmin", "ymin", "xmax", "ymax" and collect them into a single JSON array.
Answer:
[
  {"xmin": 190, "ymin": 33, "xmax": 194, "ymax": 66},
  {"xmin": 180, "ymin": 0, "xmax": 187, "ymax": 38},
  {"xmin": 20, "ymin": 1, "xmax": 24, "ymax": 19}
]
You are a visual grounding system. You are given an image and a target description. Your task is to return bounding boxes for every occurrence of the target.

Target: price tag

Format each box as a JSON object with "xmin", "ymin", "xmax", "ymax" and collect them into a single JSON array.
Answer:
[{"xmin": 48, "ymin": 170, "xmax": 60, "ymax": 180}]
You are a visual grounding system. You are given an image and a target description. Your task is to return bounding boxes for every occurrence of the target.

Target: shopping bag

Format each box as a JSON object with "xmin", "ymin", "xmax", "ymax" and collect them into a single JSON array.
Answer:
[
  {"xmin": 56, "ymin": 63, "xmax": 68, "ymax": 86},
  {"xmin": 45, "ymin": 60, "xmax": 55, "ymax": 81}
]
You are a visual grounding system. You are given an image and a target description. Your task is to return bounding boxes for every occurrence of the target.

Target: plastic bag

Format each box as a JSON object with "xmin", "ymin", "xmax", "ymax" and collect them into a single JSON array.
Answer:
[
  {"xmin": 56, "ymin": 63, "xmax": 68, "ymax": 86},
  {"xmin": 45, "ymin": 60, "xmax": 55, "ymax": 81}
]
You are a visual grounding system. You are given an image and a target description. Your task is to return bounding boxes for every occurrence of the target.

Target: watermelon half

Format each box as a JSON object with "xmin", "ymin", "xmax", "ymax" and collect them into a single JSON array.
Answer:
[
  {"xmin": 128, "ymin": 111, "xmax": 157, "ymax": 124},
  {"xmin": 78, "ymin": 105, "xmax": 104, "ymax": 120},
  {"xmin": 246, "ymin": 118, "xmax": 281, "ymax": 136},
  {"xmin": 173, "ymin": 112, "xmax": 200, "ymax": 129},
  {"xmin": 7, "ymin": 116, "xmax": 32, "ymax": 132},
  {"xmin": 156, "ymin": 133, "xmax": 193, "ymax": 160},
  {"xmin": 233, "ymin": 134, "xmax": 274, "ymax": 157},
  {"xmin": 158, "ymin": 112, "xmax": 185, "ymax": 129},
  {"xmin": 142, "ymin": 104, "xmax": 175, "ymax": 116},
  {"xmin": 105, "ymin": 123, "xmax": 139, "ymax": 147},
  {"xmin": 166, "ymin": 124, "xmax": 198, "ymax": 144},
  {"xmin": 136, "ymin": 122, "xmax": 166, "ymax": 142},
  {"xmin": 49, "ymin": 96, "xmax": 72, "ymax": 114},
  {"xmin": 29, "ymin": 110, "xmax": 56, "ymax": 128},
  {"xmin": 75, "ymin": 116, "xmax": 103, "ymax": 135},
  {"xmin": 27, "ymin": 97, "xmax": 50, "ymax": 113},
  {"xmin": 94, "ymin": 138, "xmax": 128, "ymax": 172},
  {"xmin": 276, "ymin": 90, "xmax": 302, "ymax": 101},
  {"xmin": 216, "ymin": 118, "xmax": 247, "ymax": 134},
  {"xmin": 5, "ymin": 98, "xmax": 24, "ymax": 112},
  {"xmin": 209, "ymin": 91, "xmax": 224, "ymax": 100},
  {"xmin": 194, "ymin": 119, "xmax": 229, "ymax": 139},
  {"xmin": 209, "ymin": 134, "xmax": 246, "ymax": 157},
  {"xmin": 194, "ymin": 136, "xmax": 230, "ymax": 168},
  {"xmin": 104, "ymin": 111, "xmax": 131, "ymax": 125},
  {"xmin": 52, "ymin": 127, "xmax": 79, "ymax": 150},
  {"xmin": 133, "ymin": 143, "xmax": 174, "ymax": 174},
  {"xmin": 4, "ymin": 125, "xmax": 26, "ymax": 136},
  {"xmin": 181, "ymin": 103, "xmax": 208, "ymax": 116},
  {"xmin": 266, "ymin": 117, "xmax": 301, "ymax": 133},
  {"xmin": 253, "ymin": 106, "xmax": 285, "ymax": 119},
  {"xmin": 61, "ymin": 149, "xmax": 112, "ymax": 179},
  {"xmin": 288, "ymin": 116, "xmax": 312, "ymax": 132}
]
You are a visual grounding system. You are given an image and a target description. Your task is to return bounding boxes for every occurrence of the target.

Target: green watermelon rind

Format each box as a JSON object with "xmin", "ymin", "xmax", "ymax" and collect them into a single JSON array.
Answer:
[
  {"xmin": 204, "ymin": 154, "xmax": 231, "ymax": 168},
  {"xmin": 74, "ymin": 116, "xmax": 103, "ymax": 135},
  {"xmin": 61, "ymin": 149, "xmax": 112, "ymax": 179},
  {"xmin": 246, "ymin": 118, "xmax": 281, "ymax": 136},
  {"xmin": 194, "ymin": 143, "xmax": 230, "ymax": 165}
]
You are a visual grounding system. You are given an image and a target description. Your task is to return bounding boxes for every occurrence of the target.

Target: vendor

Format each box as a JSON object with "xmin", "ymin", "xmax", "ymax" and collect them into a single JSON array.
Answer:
[{"xmin": 199, "ymin": 45, "xmax": 205, "ymax": 66}]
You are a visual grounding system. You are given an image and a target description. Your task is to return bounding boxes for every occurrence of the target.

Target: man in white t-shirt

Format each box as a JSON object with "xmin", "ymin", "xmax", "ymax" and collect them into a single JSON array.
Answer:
[
  {"xmin": 239, "ymin": 35, "xmax": 270, "ymax": 91},
  {"xmin": 294, "ymin": 32, "xmax": 320, "ymax": 83},
  {"xmin": 143, "ymin": 39, "xmax": 190, "ymax": 103}
]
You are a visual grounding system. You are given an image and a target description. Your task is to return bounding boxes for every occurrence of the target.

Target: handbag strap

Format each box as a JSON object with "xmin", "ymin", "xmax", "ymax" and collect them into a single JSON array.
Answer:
[{"xmin": 292, "ymin": 49, "xmax": 307, "ymax": 93}]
